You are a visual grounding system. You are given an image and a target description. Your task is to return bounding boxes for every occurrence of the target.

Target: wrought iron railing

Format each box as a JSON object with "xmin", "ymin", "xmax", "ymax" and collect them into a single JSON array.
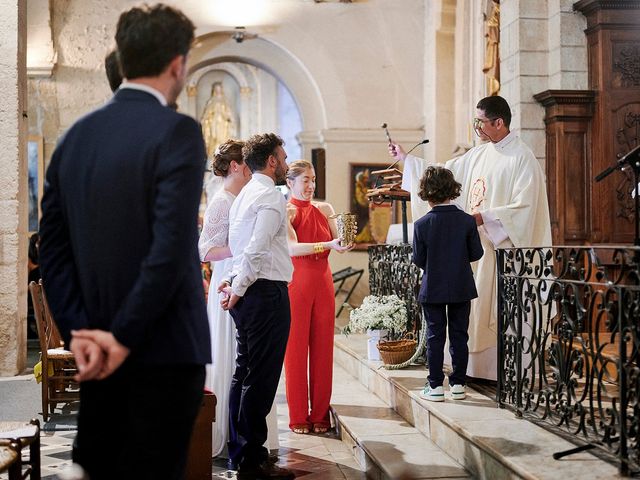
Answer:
[
  {"xmin": 496, "ymin": 246, "xmax": 640, "ymax": 476},
  {"xmin": 368, "ymin": 244, "xmax": 422, "ymax": 332}
]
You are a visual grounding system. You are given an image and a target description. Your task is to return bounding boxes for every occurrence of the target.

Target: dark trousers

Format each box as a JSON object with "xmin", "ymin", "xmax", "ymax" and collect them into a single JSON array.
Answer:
[
  {"xmin": 73, "ymin": 362, "xmax": 205, "ymax": 480},
  {"xmin": 423, "ymin": 301, "xmax": 470, "ymax": 388},
  {"xmin": 228, "ymin": 279, "xmax": 291, "ymax": 467}
]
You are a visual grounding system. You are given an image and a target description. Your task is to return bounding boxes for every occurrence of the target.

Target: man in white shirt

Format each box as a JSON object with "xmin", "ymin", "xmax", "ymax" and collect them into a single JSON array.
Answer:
[
  {"xmin": 219, "ymin": 133, "xmax": 294, "ymax": 480},
  {"xmin": 389, "ymin": 95, "xmax": 551, "ymax": 381}
]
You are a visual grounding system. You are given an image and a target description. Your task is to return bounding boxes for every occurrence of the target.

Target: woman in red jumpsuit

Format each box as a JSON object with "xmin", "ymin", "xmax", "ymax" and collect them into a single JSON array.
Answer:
[{"xmin": 285, "ymin": 160, "xmax": 352, "ymax": 434}]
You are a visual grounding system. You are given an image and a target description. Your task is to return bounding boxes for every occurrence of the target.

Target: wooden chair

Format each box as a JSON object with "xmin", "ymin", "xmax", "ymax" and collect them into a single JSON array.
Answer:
[
  {"xmin": 28, "ymin": 281, "xmax": 79, "ymax": 422},
  {"xmin": 0, "ymin": 419, "xmax": 41, "ymax": 479},
  {"xmin": 0, "ymin": 443, "xmax": 19, "ymax": 479}
]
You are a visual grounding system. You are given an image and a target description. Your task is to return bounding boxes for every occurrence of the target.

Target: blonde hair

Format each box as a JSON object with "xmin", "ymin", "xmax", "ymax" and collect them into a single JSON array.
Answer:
[{"xmin": 286, "ymin": 159, "xmax": 314, "ymax": 181}]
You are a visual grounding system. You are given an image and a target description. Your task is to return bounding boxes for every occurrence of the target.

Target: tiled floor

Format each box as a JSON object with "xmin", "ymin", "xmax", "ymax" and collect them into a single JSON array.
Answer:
[{"xmin": 1, "ymin": 382, "xmax": 366, "ymax": 480}]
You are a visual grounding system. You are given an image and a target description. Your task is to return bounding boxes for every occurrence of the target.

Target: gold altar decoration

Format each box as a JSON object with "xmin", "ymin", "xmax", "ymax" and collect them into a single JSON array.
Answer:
[
  {"xmin": 483, "ymin": 0, "xmax": 500, "ymax": 96},
  {"xmin": 330, "ymin": 213, "xmax": 357, "ymax": 247},
  {"xmin": 200, "ymin": 82, "xmax": 237, "ymax": 158}
]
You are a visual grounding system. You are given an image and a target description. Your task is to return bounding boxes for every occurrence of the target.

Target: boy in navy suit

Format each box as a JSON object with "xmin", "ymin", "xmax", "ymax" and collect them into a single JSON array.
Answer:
[{"xmin": 412, "ymin": 167, "xmax": 484, "ymax": 401}]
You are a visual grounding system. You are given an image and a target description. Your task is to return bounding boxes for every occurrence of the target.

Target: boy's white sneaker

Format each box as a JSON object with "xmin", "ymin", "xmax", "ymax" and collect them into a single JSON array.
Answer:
[
  {"xmin": 419, "ymin": 385, "xmax": 444, "ymax": 402},
  {"xmin": 450, "ymin": 384, "xmax": 466, "ymax": 400}
]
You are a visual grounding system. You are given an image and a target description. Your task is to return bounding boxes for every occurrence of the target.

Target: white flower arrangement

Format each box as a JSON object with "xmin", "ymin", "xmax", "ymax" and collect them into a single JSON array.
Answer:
[{"xmin": 343, "ymin": 295, "xmax": 408, "ymax": 340}]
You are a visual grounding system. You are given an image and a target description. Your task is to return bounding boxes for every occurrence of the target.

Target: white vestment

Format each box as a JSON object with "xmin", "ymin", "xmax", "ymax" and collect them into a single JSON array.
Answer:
[{"xmin": 402, "ymin": 131, "xmax": 552, "ymax": 380}]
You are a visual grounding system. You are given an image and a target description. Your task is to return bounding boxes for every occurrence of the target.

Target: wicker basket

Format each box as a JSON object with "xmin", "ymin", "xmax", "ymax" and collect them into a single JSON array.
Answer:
[{"xmin": 376, "ymin": 338, "xmax": 417, "ymax": 365}]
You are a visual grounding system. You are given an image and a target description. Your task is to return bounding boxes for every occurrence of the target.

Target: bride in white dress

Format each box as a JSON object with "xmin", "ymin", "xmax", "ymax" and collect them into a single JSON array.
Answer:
[{"xmin": 198, "ymin": 140, "xmax": 280, "ymax": 458}]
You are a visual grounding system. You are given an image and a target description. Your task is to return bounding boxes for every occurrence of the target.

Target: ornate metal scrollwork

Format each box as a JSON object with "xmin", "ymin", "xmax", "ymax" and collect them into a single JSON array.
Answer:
[
  {"xmin": 497, "ymin": 246, "xmax": 640, "ymax": 475},
  {"xmin": 368, "ymin": 244, "xmax": 422, "ymax": 332}
]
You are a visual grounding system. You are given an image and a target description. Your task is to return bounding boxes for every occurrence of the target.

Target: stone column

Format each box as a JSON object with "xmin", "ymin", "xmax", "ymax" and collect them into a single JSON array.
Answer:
[
  {"xmin": 500, "ymin": 0, "xmax": 550, "ymax": 163},
  {"xmin": 424, "ymin": 0, "xmax": 456, "ymax": 163},
  {"xmin": 0, "ymin": 0, "xmax": 28, "ymax": 375}
]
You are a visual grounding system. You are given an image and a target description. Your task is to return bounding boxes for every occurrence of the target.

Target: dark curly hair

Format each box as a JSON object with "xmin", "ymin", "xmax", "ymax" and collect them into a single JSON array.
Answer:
[
  {"xmin": 212, "ymin": 139, "xmax": 244, "ymax": 177},
  {"xmin": 418, "ymin": 166, "xmax": 461, "ymax": 204},
  {"xmin": 116, "ymin": 4, "xmax": 195, "ymax": 79},
  {"xmin": 242, "ymin": 133, "xmax": 284, "ymax": 173}
]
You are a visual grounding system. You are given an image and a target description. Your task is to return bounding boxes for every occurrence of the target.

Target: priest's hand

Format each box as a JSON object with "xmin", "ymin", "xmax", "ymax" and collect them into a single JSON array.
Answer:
[
  {"xmin": 473, "ymin": 212, "xmax": 484, "ymax": 226},
  {"xmin": 388, "ymin": 142, "xmax": 407, "ymax": 163}
]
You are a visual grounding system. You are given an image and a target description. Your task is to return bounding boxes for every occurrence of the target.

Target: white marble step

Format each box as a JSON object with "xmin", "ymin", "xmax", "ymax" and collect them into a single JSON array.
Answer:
[
  {"xmin": 331, "ymin": 362, "xmax": 470, "ymax": 479},
  {"xmin": 333, "ymin": 334, "xmax": 620, "ymax": 480}
]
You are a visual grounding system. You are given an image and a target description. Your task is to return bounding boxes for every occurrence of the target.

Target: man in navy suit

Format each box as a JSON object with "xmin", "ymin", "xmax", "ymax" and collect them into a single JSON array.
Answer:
[
  {"xmin": 39, "ymin": 5, "xmax": 210, "ymax": 479},
  {"xmin": 412, "ymin": 166, "xmax": 484, "ymax": 402}
]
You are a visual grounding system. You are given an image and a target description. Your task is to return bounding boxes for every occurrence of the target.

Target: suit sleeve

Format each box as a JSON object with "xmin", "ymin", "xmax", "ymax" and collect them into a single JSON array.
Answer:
[
  {"xmin": 110, "ymin": 116, "xmax": 206, "ymax": 350},
  {"xmin": 412, "ymin": 223, "xmax": 427, "ymax": 268},
  {"xmin": 39, "ymin": 142, "xmax": 90, "ymax": 347},
  {"xmin": 468, "ymin": 219, "xmax": 484, "ymax": 262}
]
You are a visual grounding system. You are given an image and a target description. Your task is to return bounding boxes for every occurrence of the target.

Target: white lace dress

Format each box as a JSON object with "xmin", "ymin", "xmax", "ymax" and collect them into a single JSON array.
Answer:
[{"xmin": 198, "ymin": 189, "xmax": 279, "ymax": 456}]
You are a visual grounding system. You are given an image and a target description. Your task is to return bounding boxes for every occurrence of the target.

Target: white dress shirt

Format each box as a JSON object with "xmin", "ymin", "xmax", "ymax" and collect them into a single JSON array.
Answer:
[{"xmin": 228, "ymin": 173, "xmax": 293, "ymax": 296}]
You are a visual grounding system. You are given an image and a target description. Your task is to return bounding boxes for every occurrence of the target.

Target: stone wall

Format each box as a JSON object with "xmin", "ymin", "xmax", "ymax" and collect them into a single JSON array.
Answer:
[
  {"xmin": 0, "ymin": 0, "xmax": 27, "ymax": 376},
  {"xmin": 500, "ymin": 0, "xmax": 588, "ymax": 165}
]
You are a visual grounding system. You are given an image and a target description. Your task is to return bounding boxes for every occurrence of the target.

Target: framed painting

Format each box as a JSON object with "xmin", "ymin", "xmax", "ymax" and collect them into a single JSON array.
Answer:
[
  {"xmin": 27, "ymin": 135, "xmax": 44, "ymax": 233},
  {"xmin": 349, "ymin": 163, "xmax": 397, "ymax": 251}
]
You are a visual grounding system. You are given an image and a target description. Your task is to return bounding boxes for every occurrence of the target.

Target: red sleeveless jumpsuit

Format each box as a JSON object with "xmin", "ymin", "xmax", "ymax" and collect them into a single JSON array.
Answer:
[{"xmin": 284, "ymin": 198, "xmax": 335, "ymax": 430}]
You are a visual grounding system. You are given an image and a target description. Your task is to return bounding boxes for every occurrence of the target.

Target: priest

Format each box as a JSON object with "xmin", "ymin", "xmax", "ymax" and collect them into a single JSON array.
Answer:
[{"xmin": 389, "ymin": 95, "xmax": 551, "ymax": 380}]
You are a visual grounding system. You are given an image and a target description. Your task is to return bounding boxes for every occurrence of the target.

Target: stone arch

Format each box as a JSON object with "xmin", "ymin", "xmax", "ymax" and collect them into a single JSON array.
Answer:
[{"xmin": 187, "ymin": 33, "xmax": 327, "ymax": 133}]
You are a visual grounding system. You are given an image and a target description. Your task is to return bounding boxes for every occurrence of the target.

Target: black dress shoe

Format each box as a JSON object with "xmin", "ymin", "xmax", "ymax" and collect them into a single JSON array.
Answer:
[{"xmin": 237, "ymin": 461, "xmax": 295, "ymax": 479}]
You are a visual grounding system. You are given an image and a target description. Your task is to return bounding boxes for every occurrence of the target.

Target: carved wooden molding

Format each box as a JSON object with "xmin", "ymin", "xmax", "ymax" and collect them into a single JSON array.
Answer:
[
  {"xmin": 534, "ymin": 90, "xmax": 597, "ymax": 106},
  {"xmin": 534, "ymin": 90, "xmax": 596, "ymax": 123},
  {"xmin": 574, "ymin": 0, "xmax": 640, "ymax": 15}
]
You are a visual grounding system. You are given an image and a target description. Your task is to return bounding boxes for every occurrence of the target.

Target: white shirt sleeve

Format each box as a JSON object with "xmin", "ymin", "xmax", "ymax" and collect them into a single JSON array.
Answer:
[
  {"xmin": 402, "ymin": 154, "xmax": 433, "ymax": 221},
  {"xmin": 480, "ymin": 209, "xmax": 510, "ymax": 247},
  {"xmin": 231, "ymin": 202, "xmax": 284, "ymax": 297}
]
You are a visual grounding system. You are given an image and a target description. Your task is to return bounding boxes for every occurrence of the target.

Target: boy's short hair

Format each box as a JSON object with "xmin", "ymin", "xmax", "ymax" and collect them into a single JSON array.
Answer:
[{"xmin": 418, "ymin": 166, "xmax": 461, "ymax": 204}]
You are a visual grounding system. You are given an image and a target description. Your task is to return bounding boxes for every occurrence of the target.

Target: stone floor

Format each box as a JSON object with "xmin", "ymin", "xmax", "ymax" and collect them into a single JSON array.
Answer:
[{"xmin": 0, "ymin": 370, "xmax": 366, "ymax": 480}]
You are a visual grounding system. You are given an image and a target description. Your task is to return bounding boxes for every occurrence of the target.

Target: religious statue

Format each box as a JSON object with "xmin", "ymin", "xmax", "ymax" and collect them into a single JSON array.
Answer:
[
  {"xmin": 483, "ymin": 0, "xmax": 500, "ymax": 96},
  {"xmin": 200, "ymin": 82, "xmax": 237, "ymax": 158}
]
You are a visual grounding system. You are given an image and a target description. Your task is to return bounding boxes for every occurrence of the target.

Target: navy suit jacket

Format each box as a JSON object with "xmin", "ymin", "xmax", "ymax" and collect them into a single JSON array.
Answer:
[
  {"xmin": 412, "ymin": 205, "xmax": 484, "ymax": 304},
  {"xmin": 39, "ymin": 88, "xmax": 211, "ymax": 366}
]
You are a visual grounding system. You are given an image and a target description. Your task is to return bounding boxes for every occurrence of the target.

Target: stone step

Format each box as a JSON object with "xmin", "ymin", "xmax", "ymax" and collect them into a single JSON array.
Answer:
[
  {"xmin": 331, "ymin": 362, "xmax": 470, "ymax": 479},
  {"xmin": 333, "ymin": 334, "xmax": 620, "ymax": 480}
]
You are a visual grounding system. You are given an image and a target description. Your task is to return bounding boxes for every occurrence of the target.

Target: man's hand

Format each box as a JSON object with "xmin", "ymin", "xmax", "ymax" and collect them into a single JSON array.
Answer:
[
  {"xmin": 216, "ymin": 280, "xmax": 230, "ymax": 294},
  {"xmin": 69, "ymin": 336, "xmax": 104, "ymax": 382},
  {"xmin": 71, "ymin": 330, "xmax": 130, "ymax": 380},
  {"xmin": 473, "ymin": 212, "xmax": 484, "ymax": 226},
  {"xmin": 221, "ymin": 291, "xmax": 240, "ymax": 311},
  {"xmin": 388, "ymin": 143, "xmax": 407, "ymax": 163}
]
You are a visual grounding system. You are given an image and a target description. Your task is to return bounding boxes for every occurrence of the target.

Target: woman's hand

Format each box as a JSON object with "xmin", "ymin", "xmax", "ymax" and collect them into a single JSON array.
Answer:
[{"xmin": 327, "ymin": 238, "xmax": 354, "ymax": 253}]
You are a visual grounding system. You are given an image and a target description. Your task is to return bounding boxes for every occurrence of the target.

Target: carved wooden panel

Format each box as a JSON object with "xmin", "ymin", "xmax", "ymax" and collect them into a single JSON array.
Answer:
[
  {"xmin": 612, "ymin": 43, "xmax": 640, "ymax": 88},
  {"xmin": 564, "ymin": 132, "xmax": 590, "ymax": 241},
  {"xmin": 574, "ymin": 0, "xmax": 640, "ymax": 245},
  {"xmin": 534, "ymin": 90, "xmax": 595, "ymax": 245}
]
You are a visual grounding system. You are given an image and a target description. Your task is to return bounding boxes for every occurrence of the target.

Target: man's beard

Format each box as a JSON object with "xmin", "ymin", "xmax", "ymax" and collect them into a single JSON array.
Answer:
[{"xmin": 274, "ymin": 164, "xmax": 287, "ymax": 185}]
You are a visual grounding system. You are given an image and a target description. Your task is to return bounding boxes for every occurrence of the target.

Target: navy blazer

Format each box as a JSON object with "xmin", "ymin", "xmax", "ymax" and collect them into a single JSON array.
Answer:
[
  {"xmin": 412, "ymin": 205, "xmax": 484, "ymax": 304},
  {"xmin": 39, "ymin": 88, "xmax": 211, "ymax": 366}
]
